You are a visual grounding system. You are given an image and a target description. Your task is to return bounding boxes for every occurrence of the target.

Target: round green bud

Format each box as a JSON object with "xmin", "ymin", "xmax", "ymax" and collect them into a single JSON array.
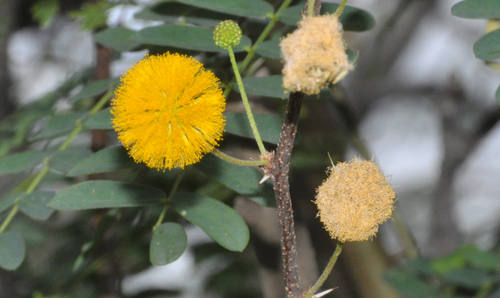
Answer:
[{"xmin": 213, "ymin": 20, "xmax": 242, "ymax": 49}]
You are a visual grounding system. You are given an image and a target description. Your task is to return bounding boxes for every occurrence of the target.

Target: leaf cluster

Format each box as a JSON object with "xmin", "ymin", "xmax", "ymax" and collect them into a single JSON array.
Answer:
[{"xmin": 0, "ymin": 0, "xmax": 375, "ymax": 297}]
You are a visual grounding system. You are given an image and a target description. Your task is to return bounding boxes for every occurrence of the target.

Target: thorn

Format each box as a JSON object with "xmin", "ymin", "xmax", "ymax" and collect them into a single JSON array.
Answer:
[
  {"xmin": 259, "ymin": 175, "xmax": 271, "ymax": 185},
  {"xmin": 312, "ymin": 288, "xmax": 335, "ymax": 298}
]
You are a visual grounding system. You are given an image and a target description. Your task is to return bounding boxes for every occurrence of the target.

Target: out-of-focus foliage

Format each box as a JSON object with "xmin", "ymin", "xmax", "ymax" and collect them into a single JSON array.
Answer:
[
  {"xmin": 453, "ymin": 0, "xmax": 500, "ymax": 103},
  {"xmin": 385, "ymin": 245, "xmax": 500, "ymax": 298}
]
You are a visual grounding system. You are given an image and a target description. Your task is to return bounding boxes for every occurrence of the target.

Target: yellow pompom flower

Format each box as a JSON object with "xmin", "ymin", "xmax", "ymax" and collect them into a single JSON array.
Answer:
[
  {"xmin": 315, "ymin": 158, "xmax": 395, "ymax": 242},
  {"xmin": 111, "ymin": 53, "xmax": 226, "ymax": 170}
]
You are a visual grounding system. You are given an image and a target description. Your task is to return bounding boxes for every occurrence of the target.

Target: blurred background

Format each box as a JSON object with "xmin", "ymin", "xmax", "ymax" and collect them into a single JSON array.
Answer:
[{"xmin": 1, "ymin": 0, "xmax": 499, "ymax": 297}]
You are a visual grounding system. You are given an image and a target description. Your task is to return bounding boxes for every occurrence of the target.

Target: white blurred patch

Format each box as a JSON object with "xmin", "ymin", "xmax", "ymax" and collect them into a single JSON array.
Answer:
[
  {"xmin": 122, "ymin": 225, "xmax": 224, "ymax": 298},
  {"xmin": 8, "ymin": 16, "xmax": 95, "ymax": 105},
  {"xmin": 454, "ymin": 123, "xmax": 500, "ymax": 248}
]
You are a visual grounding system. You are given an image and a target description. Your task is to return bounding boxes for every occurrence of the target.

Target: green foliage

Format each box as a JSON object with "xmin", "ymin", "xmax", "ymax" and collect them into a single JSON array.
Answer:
[
  {"xmin": 225, "ymin": 112, "xmax": 283, "ymax": 144},
  {"xmin": 150, "ymin": 222, "xmax": 187, "ymax": 265},
  {"xmin": 18, "ymin": 191, "xmax": 55, "ymax": 220},
  {"xmin": 0, "ymin": 232, "xmax": 25, "ymax": 270},
  {"xmin": 31, "ymin": 0, "xmax": 60, "ymax": 28},
  {"xmin": 0, "ymin": 0, "xmax": 380, "ymax": 296},
  {"xmin": 453, "ymin": 0, "xmax": 500, "ymax": 103},
  {"xmin": 452, "ymin": 0, "xmax": 500, "ymax": 19},
  {"xmin": 48, "ymin": 181, "xmax": 166, "ymax": 210},
  {"xmin": 69, "ymin": 0, "xmax": 114, "ymax": 31},
  {"xmin": 385, "ymin": 245, "xmax": 500, "ymax": 297},
  {"xmin": 280, "ymin": 3, "xmax": 375, "ymax": 31},
  {"xmin": 0, "ymin": 150, "xmax": 49, "ymax": 175},
  {"xmin": 133, "ymin": 24, "xmax": 252, "ymax": 53},
  {"xmin": 171, "ymin": 194, "xmax": 250, "ymax": 252},
  {"xmin": 176, "ymin": 0, "xmax": 274, "ymax": 19},
  {"xmin": 67, "ymin": 146, "xmax": 137, "ymax": 177}
]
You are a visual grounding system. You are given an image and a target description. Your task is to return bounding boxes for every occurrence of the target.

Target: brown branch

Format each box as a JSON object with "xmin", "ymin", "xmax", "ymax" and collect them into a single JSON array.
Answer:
[{"xmin": 263, "ymin": 92, "xmax": 304, "ymax": 297}]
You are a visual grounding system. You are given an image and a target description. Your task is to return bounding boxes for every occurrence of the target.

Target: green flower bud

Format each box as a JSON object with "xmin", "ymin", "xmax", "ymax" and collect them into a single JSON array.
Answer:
[{"xmin": 213, "ymin": 20, "xmax": 242, "ymax": 50}]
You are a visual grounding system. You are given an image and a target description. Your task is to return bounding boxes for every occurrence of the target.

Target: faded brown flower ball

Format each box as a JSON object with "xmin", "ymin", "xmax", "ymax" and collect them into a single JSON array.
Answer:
[
  {"xmin": 280, "ymin": 14, "xmax": 353, "ymax": 95},
  {"xmin": 315, "ymin": 158, "xmax": 395, "ymax": 242}
]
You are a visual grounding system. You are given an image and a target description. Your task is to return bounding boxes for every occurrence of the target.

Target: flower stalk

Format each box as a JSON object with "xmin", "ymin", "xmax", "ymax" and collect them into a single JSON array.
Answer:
[
  {"xmin": 227, "ymin": 46, "xmax": 267, "ymax": 155},
  {"xmin": 211, "ymin": 148, "xmax": 268, "ymax": 167},
  {"xmin": 305, "ymin": 242, "xmax": 344, "ymax": 298}
]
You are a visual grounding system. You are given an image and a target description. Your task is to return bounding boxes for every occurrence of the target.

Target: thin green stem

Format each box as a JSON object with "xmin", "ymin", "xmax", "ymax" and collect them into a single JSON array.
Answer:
[
  {"xmin": 305, "ymin": 242, "xmax": 344, "ymax": 298},
  {"xmin": 0, "ymin": 205, "xmax": 18, "ymax": 234},
  {"xmin": 153, "ymin": 172, "xmax": 184, "ymax": 230},
  {"xmin": 334, "ymin": 0, "xmax": 348, "ymax": 17},
  {"xmin": 227, "ymin": 46, "xmax": 266, "ymax": 154},
  {"xmin": 223, "ymin": 0, "xmax": 294, "ymax": 98},
  {"xmin": 0, "ymin": 90, "xmax": 113, "ymax": 234},
  {"xmin": 308, "ymin": 0, "xmax": 316, "ymax": 17},
  {"xmin": 211, "ymin": 148, "xmax": 268, "ymax": 167}
]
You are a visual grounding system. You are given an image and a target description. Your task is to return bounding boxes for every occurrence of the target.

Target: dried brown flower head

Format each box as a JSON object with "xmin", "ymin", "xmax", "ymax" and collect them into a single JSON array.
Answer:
[
  {"xmin": 280, "ymin": 14, "xmax": 353, "ymax": 95},
  {"xmin": 315, "ymin": 158, "xmax": 395, "ymax": 242}
]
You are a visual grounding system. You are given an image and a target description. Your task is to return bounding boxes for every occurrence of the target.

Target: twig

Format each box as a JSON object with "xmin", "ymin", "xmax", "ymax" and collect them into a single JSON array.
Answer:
[{"xmin": 263, "ymin": 92, "xmax": 304, "ymax": 297}]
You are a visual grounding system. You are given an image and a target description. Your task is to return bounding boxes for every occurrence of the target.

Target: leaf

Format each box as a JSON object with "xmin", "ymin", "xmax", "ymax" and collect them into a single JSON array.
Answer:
[
  {"xmin": 194, "ymin": 153, "xmax": 275, "ymax": 207},
  {"xmin": 384, "ymin": 268, "xmax": 438, "ymax": 298},
  {"xmin": 0, "ymin": 150, "xmax": 50, "ymax": 175},
  {"xmin": 29, "ymin": 112, "xmax": 86, "ymax": 141},
  {"xmin": 49, "ymin": 146, "xmax": 93, "ymax": 174},
  {"xmin": 238, "ymin": 75, "xmax": 287, "ymax": 99},
  {"xmin": 442, "ymin": 268, "xmax": 491, "ymax": 289},
  {"xmin": 69, "ymin": 0, "xmax": 114, "ymax": 31},
  {"xmin": 432, "ymin": 251, "xmax": 466, "ymax": 274},
  {"xmin": 279, "ymin": 3, "xmax": 375, "ymax": 31},
  {"xmin": 49, "ymin": 180, "xmax": 165, "ymax": 210},
  {"xmin": 224, "ymin": 112, "xmax": 282, "ymax": 144},
  {"xmin": 474, "ymin": 29, "xmax": 500, "ymax": 61},
  {"xmin": 69, "ymin": 79, "xmax": 119, "ymax": 103},
  {"xmin": 135, "ymin": 2, "xmax": 234, "ymax": 26},
  {"xmin": 93, "ymin": 27, "xmax": 141, "ymax": 52},
  {"xmin": 67, "ymin": 146, "xmax": 137, "ymax": 177},
  {"xmin": 255, "ymin": 39, "xmax": 281, "ymax": 59},
  {"xmin": 150, "ymin": 222, "xmax": 187, "ymax": 266},
  {"xmin": 18, "ymin": 191, "xmax": 55, "ymax": 220},
  {"xmin": 0, "ymin": 194, "xmax": 18, "ymax": 213},
  {"xmin": 132, "ymin": 24, "xmax": 252, "ymax": 53},
  {"xmin": 86, "ymin": 107, "xmax": 113, "ymax": 130},
  {"xmin": 171, "ymin": 194, "xmax": 249, "ymax": 251},
  {"xmin": 175, "ymin": 0, "xmax": 273, "ymax": 19},
  {"xmin": 461, "ymin": 244, "xmax": 500, "ymax": 271},
  {"xmin": 452, "ymin": 0, "xmax": 500, "ymax": 19},
  {"xmin": 496, "ymin": 84, "xmax": 500, "ymax": 104},
  {"xmin": 0, "ymin": 232, "xmax": 25, "ymax": 270},
  {"xmin": 31, "ymin": 0, "xmax": 59, "ymax": 28}
]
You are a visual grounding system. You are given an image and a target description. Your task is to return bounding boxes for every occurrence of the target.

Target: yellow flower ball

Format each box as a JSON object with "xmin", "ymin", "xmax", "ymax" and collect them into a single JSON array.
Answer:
[
  {"xmin": 315, "ymin": 158, "xmax": 395, "ymax": 242},
  {"xmin": 111, "ymin": 53, "xmax": 226, "ymax": 170}
]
